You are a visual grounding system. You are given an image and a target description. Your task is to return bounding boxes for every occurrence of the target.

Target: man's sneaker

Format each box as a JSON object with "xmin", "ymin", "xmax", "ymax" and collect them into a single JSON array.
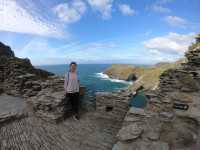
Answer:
[{"xmin": 73, "ymin": 115, "xmax": 80, "ymax": 121}]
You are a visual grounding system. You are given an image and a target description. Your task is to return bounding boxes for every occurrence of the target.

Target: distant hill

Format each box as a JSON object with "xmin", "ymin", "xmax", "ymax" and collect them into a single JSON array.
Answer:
[{"xmin": 103, "ymin": 59, "xmax": 184, "ymax": 90}]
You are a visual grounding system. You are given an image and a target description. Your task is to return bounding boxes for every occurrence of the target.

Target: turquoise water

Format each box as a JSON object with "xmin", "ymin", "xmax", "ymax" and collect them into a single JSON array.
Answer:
[
  {"xmin": 129, "ymin": 90, "xmax": 147, "ymax": 108},
  {"xmin": 36, "ymin": 64, "xmax": 132, "ymax": 94}
]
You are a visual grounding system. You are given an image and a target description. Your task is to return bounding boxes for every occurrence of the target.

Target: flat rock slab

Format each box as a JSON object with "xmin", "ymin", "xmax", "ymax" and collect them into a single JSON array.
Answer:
[
  {"xmin": 0, "ymin": 111, "xmax": 124, "ymax": 150},
  {"xmin": 0, "ymin": 92, "xmax": 130, "ymax": 150},
  {"xmin": 0, "ymin": 94, "xmax": 27, "ymax": 123}
]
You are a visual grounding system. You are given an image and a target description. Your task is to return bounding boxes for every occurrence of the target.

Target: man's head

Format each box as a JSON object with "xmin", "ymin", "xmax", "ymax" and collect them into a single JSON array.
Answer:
[{"xmin": 69, "ymin": 61, "xmax": 77, "ymax": 72}]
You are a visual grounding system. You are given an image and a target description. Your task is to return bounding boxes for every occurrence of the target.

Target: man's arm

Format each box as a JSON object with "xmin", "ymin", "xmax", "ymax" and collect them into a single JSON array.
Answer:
[{"xmin": 64, "ymin": 73, "xmax": 69, "ymax": 91}]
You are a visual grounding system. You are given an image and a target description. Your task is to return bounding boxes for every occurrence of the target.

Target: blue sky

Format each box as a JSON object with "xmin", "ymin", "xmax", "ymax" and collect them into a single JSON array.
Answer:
[{"xmin": 0, "ymin": 0, "xmax": 199, "ymax": 65}]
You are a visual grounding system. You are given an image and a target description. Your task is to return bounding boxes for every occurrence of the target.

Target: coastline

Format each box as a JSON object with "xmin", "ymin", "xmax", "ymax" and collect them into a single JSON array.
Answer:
[{"xmin": 95, "ymin": 72, "xmax": 133, "ymax": 85}]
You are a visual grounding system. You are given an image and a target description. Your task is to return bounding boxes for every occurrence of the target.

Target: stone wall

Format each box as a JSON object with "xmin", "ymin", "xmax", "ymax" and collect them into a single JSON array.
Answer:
[
  {"xmin": 0, "ymin": 56, "xmax": 54, "ymax": 97},
  {"xmin": 95, "ymin": 90, "xmax": 131, "ymax": 121}
]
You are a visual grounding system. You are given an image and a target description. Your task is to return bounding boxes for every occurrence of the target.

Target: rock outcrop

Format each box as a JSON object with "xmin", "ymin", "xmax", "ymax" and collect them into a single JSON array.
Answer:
[
  {"xmin": 0, "ymin": 42, "xmax": 14, "ymax": 57},
  {"xmin": 0, "ymin": 42, "xmax": 54, "ymax": 97}
]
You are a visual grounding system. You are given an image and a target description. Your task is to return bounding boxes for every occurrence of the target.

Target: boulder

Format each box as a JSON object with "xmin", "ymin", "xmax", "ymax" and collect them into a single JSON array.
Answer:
[
  {"xmin": 28, "ymin": 89, "xmax": 69, "ymax": 122},
  {"xmin": 0, "ymin": 94, "xmax": 28, "ymax": 124},
  {"xmin": 112, "ymin": 140, "xmax": 169, "ymax": 150},
  {"xmin": 117, "ymin": 124, "xmax": 143, "ymax": 141}
]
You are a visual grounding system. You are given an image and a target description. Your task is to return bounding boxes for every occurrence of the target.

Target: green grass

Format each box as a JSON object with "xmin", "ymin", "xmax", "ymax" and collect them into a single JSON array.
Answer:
[{"xmin": 104, "ymin": 62, "xmax": 182, "ymax": 90}]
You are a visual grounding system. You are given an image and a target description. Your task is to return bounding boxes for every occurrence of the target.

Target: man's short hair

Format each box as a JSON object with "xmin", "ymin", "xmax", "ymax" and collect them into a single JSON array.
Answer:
[{"xmin": 70, "ymin": 61, "xmax": 77, "ymax": 66}]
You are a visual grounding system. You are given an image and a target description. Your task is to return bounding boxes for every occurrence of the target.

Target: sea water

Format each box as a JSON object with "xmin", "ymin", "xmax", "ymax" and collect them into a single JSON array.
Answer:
[{"xmin": 36, "ymin": 64, "xmax": 132, "ymax": 95}]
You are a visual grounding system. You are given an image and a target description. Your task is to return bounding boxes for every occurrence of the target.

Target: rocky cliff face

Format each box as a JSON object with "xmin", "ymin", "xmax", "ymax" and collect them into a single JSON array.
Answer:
[
  {"xmin": 0, "ymin": 42, "xmax": 14, "ymax": 57},
  {"xmin": 0, "ymin": 42, "xmax": 54, "ymax": 97}
]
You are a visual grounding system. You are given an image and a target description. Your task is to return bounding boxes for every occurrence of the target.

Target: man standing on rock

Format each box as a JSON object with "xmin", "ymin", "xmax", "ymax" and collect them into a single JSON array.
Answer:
[{"xmin": 64, "ymin": 62, "xmax": 80, "ymax": 120}]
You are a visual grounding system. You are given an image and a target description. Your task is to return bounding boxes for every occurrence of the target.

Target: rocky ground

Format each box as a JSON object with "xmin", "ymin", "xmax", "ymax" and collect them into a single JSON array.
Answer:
[
  {"xmin": 0, "ymin": 90, "xmax": 131, "ymax": 150},
  {"xmin": 0, "ymin": 94, "xmax": 27, "ymax": 124}
]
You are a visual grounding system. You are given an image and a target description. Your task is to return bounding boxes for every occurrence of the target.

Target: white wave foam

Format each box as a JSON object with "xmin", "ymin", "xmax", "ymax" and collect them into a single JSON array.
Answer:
[{"xmin": 95, "ymin": 72, "xmax": 133, "ymax": 85}]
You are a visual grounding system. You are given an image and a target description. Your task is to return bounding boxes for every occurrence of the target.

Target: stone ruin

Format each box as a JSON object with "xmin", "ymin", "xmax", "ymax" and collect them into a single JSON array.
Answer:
[{"xmin": 111, "ymin": 34, "xmax": 200, "ymax": 150}]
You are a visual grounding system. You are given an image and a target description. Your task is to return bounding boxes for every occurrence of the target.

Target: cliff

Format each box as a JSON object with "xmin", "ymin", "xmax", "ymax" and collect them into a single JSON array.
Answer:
[
  {"xmin": 104, "ymin": 64, "xmax": 138, "ymax": 81},
  {"xmin": 103, "ymin": 62, "xmax": 182, "ymax": 90}
]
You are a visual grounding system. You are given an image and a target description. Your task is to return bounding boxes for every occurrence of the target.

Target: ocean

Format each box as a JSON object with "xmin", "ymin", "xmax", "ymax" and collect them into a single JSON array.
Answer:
[{"xmin": 35, "ymin": 64, "xmax": 132, "ymax": 95}]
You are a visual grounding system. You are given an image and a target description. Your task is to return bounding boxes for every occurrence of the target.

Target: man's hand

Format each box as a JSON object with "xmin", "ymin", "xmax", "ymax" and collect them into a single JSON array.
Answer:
[{"xmin": 78, "ymin": 80, "xmax": 80, "ymax": 85}]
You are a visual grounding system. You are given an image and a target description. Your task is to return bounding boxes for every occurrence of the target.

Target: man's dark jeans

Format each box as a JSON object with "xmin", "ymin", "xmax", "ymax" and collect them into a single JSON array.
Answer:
[{"xmin": 66, "ymin": 92, "xmax": 80, "ymax": 114}]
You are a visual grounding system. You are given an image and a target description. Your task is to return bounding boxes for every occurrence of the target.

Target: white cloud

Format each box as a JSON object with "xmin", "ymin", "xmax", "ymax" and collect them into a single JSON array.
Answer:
[
  {"xmin": 84, "ymin": 42, "xmax": 117, "ymax": 50},
  {"xmin": 18, "ymin": 38, "xmax": 119, "ymax": 65},
  {"xmin": 53, "ymin": 0, "xmax": 86, "ymax": 23},
  {"xmin": 144, "ymin": 32, "xmax": 194, "ymax": 58},
  {"xmin": 119, "ymin": 4, "xmax": 135, "ymax": 16},
  {"xmin": 150, "ymin": 4, "xmax": 171, "ymax": 13},
  {"xmin": 144, "ymin": 30, "xmax": 152, "ymax": 37},
  {"xmin": 18, "ymin": 39, "xmax": 57, "ymax": 58},
  {"xmin": 148, "ymin": 0, "xmax": 172, "ymax": 13},
  {"xmin": 87, "ymin": 0, "xmax": 113, "ymax": 19},
  {"xmin": 165, "ymin": 16, "xmax": 188, "ymax": 27},
  {"xmin": 0, "ymin": 0, "xmax": 63, "ymax": 37}
]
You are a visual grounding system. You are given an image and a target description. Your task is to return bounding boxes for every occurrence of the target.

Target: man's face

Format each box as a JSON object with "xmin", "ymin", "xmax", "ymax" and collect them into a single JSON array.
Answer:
[{"xmin": 70, "ymin": 64, "xmax": 77, "ymax": 72}]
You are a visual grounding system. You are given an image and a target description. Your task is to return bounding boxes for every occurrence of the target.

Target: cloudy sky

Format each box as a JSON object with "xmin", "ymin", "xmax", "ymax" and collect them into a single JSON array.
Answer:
[{"xmin": 0, "ymin": 0, "xmax": 199, "ymax": 65}]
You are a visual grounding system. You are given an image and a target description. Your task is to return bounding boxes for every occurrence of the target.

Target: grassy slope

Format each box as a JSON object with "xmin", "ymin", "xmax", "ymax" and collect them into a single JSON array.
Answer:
[
  {"xmin": 104, "ymin": 64, "xmax": 137, "ymax": 80},
  {"xmin": 104, "ymin": 60, "xmax": 185, "ymax": 90}
]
